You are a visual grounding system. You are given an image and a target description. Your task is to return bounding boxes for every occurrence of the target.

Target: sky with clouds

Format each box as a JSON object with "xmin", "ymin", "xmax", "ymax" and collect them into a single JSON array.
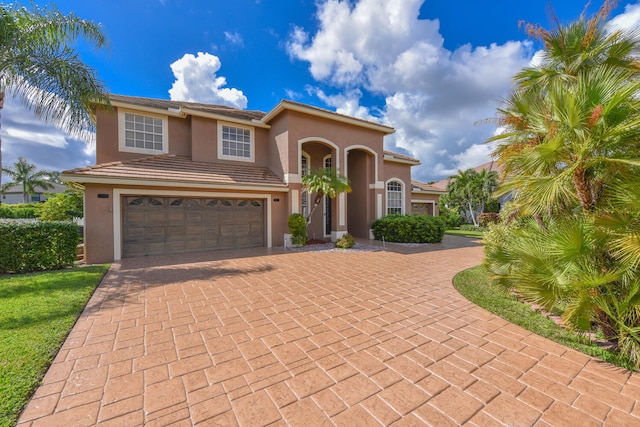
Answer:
[{"xmin": 2, "ymin": 0, "xmax": 640, "ymax": 183}]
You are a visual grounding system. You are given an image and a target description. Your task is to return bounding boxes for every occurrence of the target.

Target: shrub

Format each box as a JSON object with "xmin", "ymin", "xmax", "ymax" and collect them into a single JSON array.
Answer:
[
  {"xmin": 0, "ymin": 203, "xmax": 41, "ymax": 219},
  {"xmin": 371, "ymin": 214, "xmax": 445, "ymax": 244},
  {"xmin": 0, "ymin": 221, "xmax": 80, "ymax": 273},
  {"xmin": 287, "ymin": 213, "xmax": 306, "ymax": 246},
  {"xmin": 477, "ymin": 212, "xmax": 500, "ymax": 227},
  {"xmin": 460, "ymin": 223, "xmax": 488, "ymax": 232},
  {"xmin": 439, "ymin": 208, "xmax": 463, "ymax": 229},
  {"xmin": 335, "ymin": 233, "xmax": 355, "ymax": 249},
  {"xmin": 39, "ymin": 190, "xmax": 83, "ymax": 221}
]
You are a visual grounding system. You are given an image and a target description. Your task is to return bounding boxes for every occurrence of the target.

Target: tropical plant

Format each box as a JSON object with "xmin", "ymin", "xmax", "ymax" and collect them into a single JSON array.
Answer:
[
  {"xmin": 301, "ymin": 167, "xmax": 351, "ymax": 224},
  {"xmin": 445, "ymin": 168, "xmax": 498, "ymax": 226},
  {"xmin": 287, "ymin": 213, "xmax": 306, "ymax": 246},
  {"xmin": 485, "ymin": 0, "xmax": 640, "ymax": 368},
  {"xmin": 335, "ymin": 233, "xmax": 355, "ymax": 249},
  {"xmin": 0, "ymin": 3, "xmax": 109, "ymax": 198},
  {"xmin": 1, "ymin": 157, "xmax": 56, "ymax": 203},
  {"xmin": 39, "ymin": 188, "xmax": 83, "ymax": 221}
]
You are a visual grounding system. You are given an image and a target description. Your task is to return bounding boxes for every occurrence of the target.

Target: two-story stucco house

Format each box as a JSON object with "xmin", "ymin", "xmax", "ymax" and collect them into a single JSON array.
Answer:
[{"xmin": 62, "ymin": 94, "xmax": 437, "ymax": 264}]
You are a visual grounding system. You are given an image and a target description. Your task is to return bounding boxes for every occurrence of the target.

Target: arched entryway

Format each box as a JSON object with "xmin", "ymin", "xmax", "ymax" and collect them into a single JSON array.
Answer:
[
  {"xmin": 299, "ymin": 139, "xmax": 337, "ymax": 241},
  {"xmin": 346, "ymin": 148, "xmax": 376, "ymax": 239}
]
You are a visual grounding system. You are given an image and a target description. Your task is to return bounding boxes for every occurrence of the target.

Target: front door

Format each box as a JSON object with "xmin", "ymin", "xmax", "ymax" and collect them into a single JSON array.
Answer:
[{"xmin": 325, "ymin": 196, "xmax": 331, "ymax": 236}]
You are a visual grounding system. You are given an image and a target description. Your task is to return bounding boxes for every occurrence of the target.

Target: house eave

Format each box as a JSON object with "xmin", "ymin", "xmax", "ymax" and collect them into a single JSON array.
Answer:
[
  {"xmin": 384, "ymin": 156, "xmax": 421, "ymax": 166},
  {"xmin": 411, "ymin": 189, "xmax": 447, "ymax": 195},
  {"xmin": 181, "ymin": 107, "xmax": 271, "ymax": 129},
  {"xmin": 110, "ymin": 100, "xmax": 271, "ymax": 129},
  {"xmin": 61, "ymin": 175, "xmax": 289, "ymax": 193}
]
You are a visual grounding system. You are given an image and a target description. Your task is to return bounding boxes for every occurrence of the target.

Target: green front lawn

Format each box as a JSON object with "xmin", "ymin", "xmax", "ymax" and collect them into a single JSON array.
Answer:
[
  {"xmin": 453, "ymin": 265, "xmax": 636, "ymax": 371},
  {"xmin": 0, "ymin": 265, "xmax": 110, "ymax": 427},
  {"xmin": 445, "ymin": 228, "xmax": 485, "ymax": 239}
]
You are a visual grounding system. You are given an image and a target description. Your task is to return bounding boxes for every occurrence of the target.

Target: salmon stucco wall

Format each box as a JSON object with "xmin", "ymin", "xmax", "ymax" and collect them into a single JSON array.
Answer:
[
  {"xmin": 83, "ymin": 184, "xmax": 115, "ymax": 264},
  {"xmin": 96, "ymin": 108, "xmax": 191, "ymax": 164},
  {"xmin": 383, "ymin": 161, "xmax": 413, "ymax": 215}
]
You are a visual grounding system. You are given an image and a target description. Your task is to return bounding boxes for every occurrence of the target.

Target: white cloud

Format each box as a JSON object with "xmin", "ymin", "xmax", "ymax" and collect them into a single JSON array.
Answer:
[
  {"xmin": 224, "ymin": 31, "xmax": 244, "ymax": 47},
  {"xmin": 315, "ymin": 89, "xmax": 376, "ymax": 122},
  {"xmin": 1, "ymin": 95, "xmax": 95, "ymax": 178},
  {"xmin": 168, "ymin": 52, "xmax": 248, "ymax": 108},
  {"xmin": 607, "ymin": 2, "xmax": 640, "ymax": 32},
  {"xmin": 286, "ymin": 0, "xmax": 537, "ymax": 181}
]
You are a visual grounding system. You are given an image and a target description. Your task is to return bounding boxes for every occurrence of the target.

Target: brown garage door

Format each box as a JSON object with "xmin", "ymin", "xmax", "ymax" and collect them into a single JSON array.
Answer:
[{"xmin": 122, "ymin": 196, "xmax": 265, "ymax": 257}]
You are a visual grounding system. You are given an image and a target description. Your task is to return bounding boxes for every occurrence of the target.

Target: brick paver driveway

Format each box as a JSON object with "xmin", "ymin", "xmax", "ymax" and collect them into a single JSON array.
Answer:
[{"xmin": 18, "ymin": 236, "xmax": 640, "ymax": 426}]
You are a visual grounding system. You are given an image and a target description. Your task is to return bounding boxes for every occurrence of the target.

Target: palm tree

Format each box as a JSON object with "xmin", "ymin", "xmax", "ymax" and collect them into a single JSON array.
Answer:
[
  {"xmin": 485, "ymin": 0, "xmax": 640, "ymax": 367},
  {"xmin": 446, "ymin": 168, "xmax": 498, "ymax": 226},
  {"xmin": 0, "ymin": 3, "xmax": 109, "ymax": 201},
  {"xmin": 301, "ymin": 167, "xmax": 351, "ymax": 225},
  {"xmin": 1, "ymin": 157, "xmax": 56, "ymax": 203}
]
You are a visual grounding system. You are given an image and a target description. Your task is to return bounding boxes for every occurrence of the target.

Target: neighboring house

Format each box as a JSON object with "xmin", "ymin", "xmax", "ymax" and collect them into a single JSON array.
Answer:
[
  {"xmin": 410, "ymin": 181, "xmax": 446, "ymax": 216},
  {"xmin": 63, "ymin": 94, "xmax": 428, "ymax": 264},
  {"xmin": 0, "ymin": 182, "xmax": 66, "ymax": 204}
]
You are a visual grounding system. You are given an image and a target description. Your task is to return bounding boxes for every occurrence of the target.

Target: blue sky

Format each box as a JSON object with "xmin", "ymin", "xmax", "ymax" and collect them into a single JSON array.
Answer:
[{"xmin": 2, "ymin": 0, "xmax": 640, "ymax": 183}]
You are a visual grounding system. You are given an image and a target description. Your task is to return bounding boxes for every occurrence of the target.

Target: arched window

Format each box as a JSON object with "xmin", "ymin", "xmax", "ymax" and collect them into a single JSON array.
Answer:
[{"xmin": 386, "ymin": 180, "xmax": 403, "ymax": 215}]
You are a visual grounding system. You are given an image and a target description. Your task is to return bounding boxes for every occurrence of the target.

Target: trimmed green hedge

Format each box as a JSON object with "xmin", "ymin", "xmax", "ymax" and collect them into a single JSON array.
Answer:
[
  {"xmin": 0, "ymin": 203, "xmax": 40, "ymax": 219},
  {"xmin": 371, "ymin": 214, "xmax": 446, "ymax": 244},
  {"xmin": 0, "ymin": 221, "xmax": 80, "ymax": 273}
]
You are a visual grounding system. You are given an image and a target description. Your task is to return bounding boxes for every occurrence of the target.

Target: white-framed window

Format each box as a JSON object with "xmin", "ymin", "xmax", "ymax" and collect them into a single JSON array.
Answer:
[
  {"xmin": 301, "ymin": 152, "xmax": 310, "ymax": 218},
  {"xmin": 386, "ymin": 180, "xmax": 404, "ymax": 215},
  {"xmin": 218, "ymin": 122, "xmax": 254, "ymax": 162},
  {"xmin": 118, "ymin": 110, "xmax": 168, "ymax": 155},
  {"xmin": 324, "ymin": 155, "xmax": 332, "ymax": 170}
]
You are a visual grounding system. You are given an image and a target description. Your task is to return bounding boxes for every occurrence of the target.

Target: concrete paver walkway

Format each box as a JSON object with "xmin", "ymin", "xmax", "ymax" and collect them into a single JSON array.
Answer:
[{"xmin": 18, "ymin": 236, "xmax": 640, "ymax": 426}]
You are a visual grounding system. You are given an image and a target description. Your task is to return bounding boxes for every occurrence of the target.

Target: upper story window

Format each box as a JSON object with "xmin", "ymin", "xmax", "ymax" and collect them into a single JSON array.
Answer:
[
  {"xmin": 118, "ymin": 110, "xmax": 168, "ymax": 155},
  {"xmin": 386, "ymin": 180, "xmax": 403, "ymax": 215},
  {"xmin": 218, "ymin": 122, "xmax": 254, "ymax": 162}
]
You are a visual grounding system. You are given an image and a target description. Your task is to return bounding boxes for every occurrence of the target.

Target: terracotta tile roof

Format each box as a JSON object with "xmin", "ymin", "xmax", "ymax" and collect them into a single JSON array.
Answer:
[
  {"xmin": 383, "ymin": 150, "xmax": 420, "ymax": 164},
  {"xmin": 108, "ymin": 94, "xmax": 266, "ymax": 122},
  {"xmin": 63, "ymin": 155, "xmax": 286, "ymax": 188},
  {"xmin": 411, "ymin": 180, "xmax": 447, "ymax": 193}
]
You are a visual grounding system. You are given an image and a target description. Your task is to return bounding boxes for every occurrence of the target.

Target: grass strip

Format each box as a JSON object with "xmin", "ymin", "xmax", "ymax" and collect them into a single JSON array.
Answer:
[
  {"xmin": 0, "ymin": 265, "xmax": 110, "ymax": 427},
  {"xmin": 453, "ymin": 265, "xmax": 636, "ymax": 371},
  {"xmin": 445, "ymin": 229, "xmax": 485, "ymax": 239}
]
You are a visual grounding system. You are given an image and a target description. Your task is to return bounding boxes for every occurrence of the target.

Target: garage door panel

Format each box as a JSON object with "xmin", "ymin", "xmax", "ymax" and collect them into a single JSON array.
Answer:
[
  {"xmin": 167, "ymin": 211, "xmax": 186, "ymax": 222},
  {"xmin": 125, "ymin": 243, "xmax": 145, "ymax": 256},
  {"xmin": 125, "ymin": 211, "xmax": 146, "ymax": 224},
  {"xmin": 165, "ymin": 241, "xmax": 187, "ymax": 252},
  {"xmin": 234, "ymin": 211, "xmax": 250, "ymax": 222},
  {"xmin": 166, "ymin": 226, "xmax": 186, "ymax": 241},
  {"xmin": 145, "ymin": 225, "xmax": 166, "ymax": 238},
  {"xmin": 220, "ymin": 224, "xmax": 235, "ymax": 236},
  {"xmin": 146, "ymin": 211, "xmax": 166, "ymax": 223},
  {"xmin": 123, "ymin": 196, "xmax": 265, "ymax": 257},
  {"xmin": 147, "ymin": 241, "xmax": 166, "ymax": 253},
  {"xmin": 186, "ymin": 240, "xmax": 204, "ymax": 250},
  {"xmin": 125, "ymin": 227, "xmax": 145, "ymax": 240}
]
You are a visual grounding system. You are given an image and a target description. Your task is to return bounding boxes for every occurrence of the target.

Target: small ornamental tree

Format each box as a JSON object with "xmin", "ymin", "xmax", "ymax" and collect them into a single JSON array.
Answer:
[
  {"xmin": 39, "ymin": 188, "xmax": 83, "ymax": 221},
  {"xmin": 301, "ymin": 167, "xmax": 351, "ymax": 225}
]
